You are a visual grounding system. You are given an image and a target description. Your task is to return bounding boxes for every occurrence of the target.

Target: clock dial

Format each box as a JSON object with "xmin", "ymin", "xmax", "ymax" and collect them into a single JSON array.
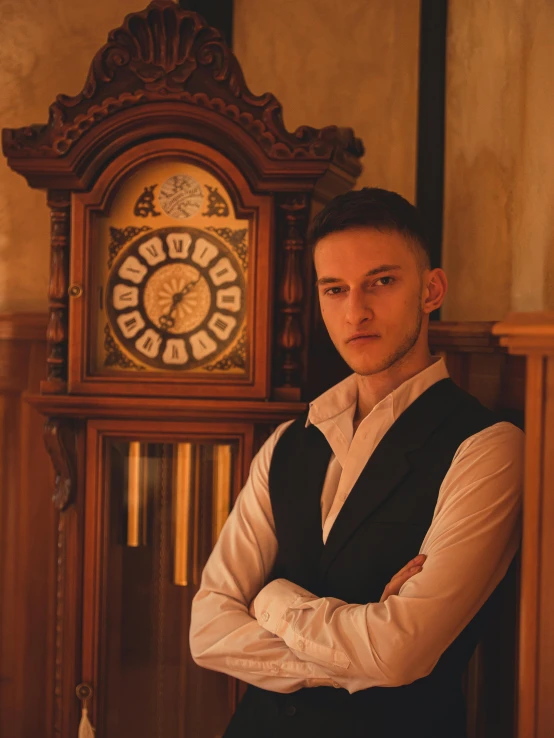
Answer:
[{"xmin": 106, "ymin": 227, "xmax": 246, "ymax": 371}]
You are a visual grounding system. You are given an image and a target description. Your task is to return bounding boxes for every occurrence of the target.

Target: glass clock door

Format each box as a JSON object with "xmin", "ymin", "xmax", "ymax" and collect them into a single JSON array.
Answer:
[{"xmin": 83, "ymin": 421, "xmax": 253, "ymax": 738}]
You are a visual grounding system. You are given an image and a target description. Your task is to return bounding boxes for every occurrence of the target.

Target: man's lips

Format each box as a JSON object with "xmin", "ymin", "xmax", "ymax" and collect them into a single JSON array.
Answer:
[{"xmin": 347, "ymin": 333, "xmax": 380, "ymax": 343}]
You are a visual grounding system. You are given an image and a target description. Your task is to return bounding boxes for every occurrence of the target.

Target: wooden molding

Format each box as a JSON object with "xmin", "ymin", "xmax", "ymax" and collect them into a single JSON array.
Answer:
[
  {"xmin": 493, "ymin": 312, "xmax": 554, "ymax": 738},
  {"xmin": 493, "ymin": 312, "xmax": 554, "ymax": 354},
  {"xmin": 429, "ymin": 320, "xmax": 500, "ymax": 351},
  {"xmin": 0, "ymin": 313, "xmax": 48, "ymax": 342},
  {"xmin": 27, "ymin": 392, "xmax": 307, "ymax": 422}
]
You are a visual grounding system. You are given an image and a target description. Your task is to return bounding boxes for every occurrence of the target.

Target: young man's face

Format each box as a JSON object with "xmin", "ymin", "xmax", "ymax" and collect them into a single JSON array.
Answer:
[{"xmin": 314, "ymin": 227, "xmax": 437, "ymax": 376}]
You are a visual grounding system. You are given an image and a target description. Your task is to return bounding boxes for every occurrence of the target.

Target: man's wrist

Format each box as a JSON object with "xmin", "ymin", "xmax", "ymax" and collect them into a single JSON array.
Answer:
[{"xmin": 253, "ymin": 578, "xmax": 311, "ymax": 635}]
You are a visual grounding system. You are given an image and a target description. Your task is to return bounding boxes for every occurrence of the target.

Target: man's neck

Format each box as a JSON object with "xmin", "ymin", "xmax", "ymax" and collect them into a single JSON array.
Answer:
[{"xmin": 354, "ymin": 351, "xmax": 436, "ymax": 428}]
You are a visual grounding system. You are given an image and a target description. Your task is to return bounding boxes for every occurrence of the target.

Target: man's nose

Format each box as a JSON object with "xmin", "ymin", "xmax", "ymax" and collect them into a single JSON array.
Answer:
[{"xmin": 345, "ymin": 290, "xmax": 374, "ymax": 325}]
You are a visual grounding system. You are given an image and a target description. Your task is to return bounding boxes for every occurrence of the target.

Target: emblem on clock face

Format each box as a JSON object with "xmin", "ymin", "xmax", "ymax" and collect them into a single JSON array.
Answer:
[
  {"xmin": 106, "ymin": 226, "xmax": 246, "ymax": 371},
  {"xmin": 158, "ymin": 174, "xmax": 204, "ymax": 219}
]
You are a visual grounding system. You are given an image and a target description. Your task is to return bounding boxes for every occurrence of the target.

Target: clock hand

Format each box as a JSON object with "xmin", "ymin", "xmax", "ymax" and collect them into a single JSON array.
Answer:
[
  {"xmin": 158, "ymin": 277, "xmax": 201, "ymax": 330},
  {"xmin": 174, "ymin": 276, "xmax": 201, "ymax": 302}
]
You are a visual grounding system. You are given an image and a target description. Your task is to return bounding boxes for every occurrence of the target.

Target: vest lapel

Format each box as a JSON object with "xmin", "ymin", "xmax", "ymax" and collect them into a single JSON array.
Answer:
[{"xmin": 319, "ymin": 379, "xmax": 465, "ymax": 577}]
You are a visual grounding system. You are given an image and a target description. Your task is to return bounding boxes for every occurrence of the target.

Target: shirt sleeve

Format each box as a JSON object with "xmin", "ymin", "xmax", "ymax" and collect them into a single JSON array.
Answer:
[
  {"xmin": 253, "ymin": 421, "xmax": 524, "ymax": 692},
  {"xmin": 189, "ymin": 419, "xmax": 342, "ymax": 692}
]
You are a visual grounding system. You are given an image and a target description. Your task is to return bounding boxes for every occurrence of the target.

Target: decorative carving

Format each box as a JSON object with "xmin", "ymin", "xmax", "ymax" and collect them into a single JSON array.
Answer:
[
  {"xmin": 276, "ymin": 194, "xmax": 308, "ymax": 388},
  {"xmin": 44, "ymin": 419, "xmax": 77, "ymax": 511},
  {"xmin": 44, "ymin": 418, "xmax": 75, "ymax": 736},
  {"xmin": 202, "ymin": 185, "xmax": 229, "ymax": 217},
  {"xmin": 204, "ymin": 326, "xmax": 247, "ymax": 372},
  {"xmin": 103, "ymin": 324, "xmax": 144, "ymax": 370},
  {"xmin": 206, "ymin": 226, "xmax": 248, "ymax": 269},
  {"xmin": 45, "ymin": 191, "xmax": 70, "ymax": 390},
  {"xmin": 2, "ymin": 1, "xmax": 364, "ymax": 166},
  {"xmin": 134, "ymin": 184, "xmax": 162, "ymax": 218},
  {"xmin": 107, "ymin": 225, "xmax": 151, "ymax": 267}
]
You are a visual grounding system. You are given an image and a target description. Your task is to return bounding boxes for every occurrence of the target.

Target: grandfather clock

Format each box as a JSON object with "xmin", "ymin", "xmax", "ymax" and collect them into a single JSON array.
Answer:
[{"xmin": 2, "ymin": 2, "xmax": 362, "ymax": 737}]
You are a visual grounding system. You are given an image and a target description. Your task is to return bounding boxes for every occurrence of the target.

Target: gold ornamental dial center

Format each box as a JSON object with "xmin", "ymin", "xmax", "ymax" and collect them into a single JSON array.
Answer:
[{"xmin": 143, "ymin": 263, "xmax": 211, "ymax": 334}]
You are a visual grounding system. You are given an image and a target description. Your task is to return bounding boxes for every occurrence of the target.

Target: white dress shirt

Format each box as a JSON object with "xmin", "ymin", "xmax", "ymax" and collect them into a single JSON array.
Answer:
[{"xmin": 189, "ymin": 357, "xmax": 523, "ymax": 694}]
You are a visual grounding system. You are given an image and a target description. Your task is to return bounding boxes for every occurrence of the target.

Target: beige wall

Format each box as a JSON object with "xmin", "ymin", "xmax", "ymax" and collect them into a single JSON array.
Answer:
[
  {"xmin": 0, "ymin": 0, "xmax": 141, "ymax": 313},
  {"xmin": 442, "ymin": 0, "xmax": 554, "ymax": 320},
  {"xmin": 2, "ymin": 0, "xmax": 552, "ymax": 319},
  {"xmin": 234, "ymin": 0, "xmax": 421, "ymax": 198}
]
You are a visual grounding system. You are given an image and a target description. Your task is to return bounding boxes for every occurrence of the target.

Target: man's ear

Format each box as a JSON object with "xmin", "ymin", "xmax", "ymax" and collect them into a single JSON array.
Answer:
[{"xmin": 423, "ymin": 268, "xmax": 448, "ymax": 314}]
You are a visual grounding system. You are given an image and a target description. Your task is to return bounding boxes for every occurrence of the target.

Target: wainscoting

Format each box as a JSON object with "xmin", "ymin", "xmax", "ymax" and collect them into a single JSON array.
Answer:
[
  {"xmin": 430, "ymin": 321, "xmax": 525, "ymax": 738},
  {"xmin": 0, "ymin": 314, "xmax": 56, "ymax": 738}
]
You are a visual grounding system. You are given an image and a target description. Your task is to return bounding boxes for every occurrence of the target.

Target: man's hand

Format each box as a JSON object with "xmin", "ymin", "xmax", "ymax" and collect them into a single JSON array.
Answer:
[{"xmin": 379, "ymin": 554, "xmax": 427, "ymax": 603}]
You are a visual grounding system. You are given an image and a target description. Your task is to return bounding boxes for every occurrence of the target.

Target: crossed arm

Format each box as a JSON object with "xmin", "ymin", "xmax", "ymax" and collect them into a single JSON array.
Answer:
[{"xmin": 189, "ymin": 420, "xmax": 523, "ymax": 694}]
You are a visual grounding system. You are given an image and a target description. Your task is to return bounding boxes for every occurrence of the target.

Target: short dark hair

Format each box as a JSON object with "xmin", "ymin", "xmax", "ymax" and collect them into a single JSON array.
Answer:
[{"xmin": 308, "ymin": 187, "xmax": 431, "ymax": 268}]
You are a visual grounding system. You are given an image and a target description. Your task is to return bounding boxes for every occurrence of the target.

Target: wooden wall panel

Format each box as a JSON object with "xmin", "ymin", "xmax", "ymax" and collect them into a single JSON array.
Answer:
[
  {"xmin": 0, "ymin": 314, "xmax": 56, "ymax": 738},
  {"xmin": 430, "ymin": 321, "xmax": 525, "ymax": 738},
  {"xmin": 493, "ymin": 313, "xmax": 554, "ymax": 738}
]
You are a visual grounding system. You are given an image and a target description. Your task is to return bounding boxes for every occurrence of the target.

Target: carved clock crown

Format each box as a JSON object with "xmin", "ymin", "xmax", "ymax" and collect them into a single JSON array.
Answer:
[{"xmin": 3, "ymin": 0, "xmax": 363, "ymax": 170}]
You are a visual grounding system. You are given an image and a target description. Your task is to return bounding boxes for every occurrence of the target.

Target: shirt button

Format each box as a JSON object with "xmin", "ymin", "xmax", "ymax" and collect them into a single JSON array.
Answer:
[
  {"xmin": 332, "ymin": 681, "xmax": 340, "ymax": 689},
  {"xmin": 261, "ymin": 611, "xmax": 270, "ymax": 622},
  {"xmin": 284, "ymin": 704, "xmax": 297, "ymax": 717},
  {"xmin": 271, "ymin": 664, "xmax": 279, "ymax": 673},
  {"xmin": 297, "ymin": 639, "xmax": 305, "ymax": 651}
]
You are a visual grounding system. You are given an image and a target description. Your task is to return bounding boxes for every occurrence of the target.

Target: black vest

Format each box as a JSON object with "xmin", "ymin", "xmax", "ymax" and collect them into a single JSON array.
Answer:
[{"xmin": 224, "ymin": 379, "xmax": 510, "ymax": 738}]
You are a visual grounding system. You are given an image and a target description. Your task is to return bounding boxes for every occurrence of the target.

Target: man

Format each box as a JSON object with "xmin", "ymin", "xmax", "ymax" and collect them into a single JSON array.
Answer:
[{"xmin": 189, "ymin": 188, "xmax": 523, "ymax": 737}]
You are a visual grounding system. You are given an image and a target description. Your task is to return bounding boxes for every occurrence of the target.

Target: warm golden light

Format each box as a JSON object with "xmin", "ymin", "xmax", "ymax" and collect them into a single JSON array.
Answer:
[
  {"xmin": 127, "ymin": 442, "xmax": 147, "ymax": 547},
  {"xmin": 173, "ymin": 443, "xmax": 193, "ymax": 586},
  {"xmin": 212, "ymin": 445, "xmax": 232, "ymax": 547}
]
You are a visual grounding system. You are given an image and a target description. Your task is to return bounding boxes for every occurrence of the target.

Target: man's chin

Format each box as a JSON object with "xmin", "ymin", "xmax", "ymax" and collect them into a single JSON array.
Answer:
[{"xmin": 340, "ymin": 352, "xmax": 388, "ymax": 377}]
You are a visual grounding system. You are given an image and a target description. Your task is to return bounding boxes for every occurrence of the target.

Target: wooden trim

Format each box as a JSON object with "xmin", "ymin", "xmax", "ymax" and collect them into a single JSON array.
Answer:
[
  {"xmin": 26, "ymin": 392, "xmax": 307, "ymax": 422},
  {"xmin": 0, "ymin": 313, "xmax": 48, "ymax": 341},
  {"xmin": 429, "ymin": 321, "xmax": 500, "ymax": 350},
  {"xmin": 493, "ymin": 312, "xmax": 554, "ymax": 353},
  {"xmin": 493, "ymin": 312, "xmax": 554, "ymax": 738}
]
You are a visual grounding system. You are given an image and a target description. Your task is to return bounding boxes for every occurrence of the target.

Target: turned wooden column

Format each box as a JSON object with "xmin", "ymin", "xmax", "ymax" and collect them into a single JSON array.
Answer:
[{"xmin": 493, "ymin": 312, "xmax": 554, "ymax": 738}]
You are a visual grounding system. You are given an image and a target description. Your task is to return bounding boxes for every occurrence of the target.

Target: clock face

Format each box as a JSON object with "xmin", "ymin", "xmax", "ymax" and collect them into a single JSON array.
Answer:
[{"xmin": 106, "ymin": 226, "xmax": 246, "ymax": 371}]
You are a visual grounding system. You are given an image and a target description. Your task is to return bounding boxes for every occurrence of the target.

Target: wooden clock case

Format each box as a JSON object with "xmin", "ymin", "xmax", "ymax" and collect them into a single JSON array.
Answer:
[{"xmin": 2, "ymin": 2, "xmax": 363, "ymax": 736}]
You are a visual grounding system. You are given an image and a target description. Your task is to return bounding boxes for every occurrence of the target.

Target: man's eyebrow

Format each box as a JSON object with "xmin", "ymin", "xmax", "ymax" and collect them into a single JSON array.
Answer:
[{"xmin": 316, "ymin": 264, "xmax": 402, "ymax": 286}]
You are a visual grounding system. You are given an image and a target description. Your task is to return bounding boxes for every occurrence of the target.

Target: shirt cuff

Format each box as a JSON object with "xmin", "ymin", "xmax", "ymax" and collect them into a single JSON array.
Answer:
[{"xmin": 253, "ymin": 578, "xmax": 314, "ymax": 635}]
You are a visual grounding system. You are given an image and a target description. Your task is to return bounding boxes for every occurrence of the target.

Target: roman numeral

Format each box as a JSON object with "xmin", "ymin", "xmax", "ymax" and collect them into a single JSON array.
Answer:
[
  {"xmin": 171, "ymin": 344, "xmax": 179, "ymax": 359},
  {"xmin": 173, "ymin": 239, "xmax": 185, "ymax": 253},
  {"xmin": 213, "ymin": 318, "xmax": 227, "ymax": 332},
  {"xmin": 145, "ymin": 244, "xmax": 158, "ymax": 258},
  {"xmin": 143, "ymin": 337, "xmax": 153, "ymax": 351},
  {"xmin": 124, "ymin": 317, "xmax": 137, "ymax": 330},
  {"xmin": 119, "ymin": 291, "xmax": 133, "ymax": 301},
  {"xmin": 220, "ymin": 295, "xmax": 235, "ymax": 303}
]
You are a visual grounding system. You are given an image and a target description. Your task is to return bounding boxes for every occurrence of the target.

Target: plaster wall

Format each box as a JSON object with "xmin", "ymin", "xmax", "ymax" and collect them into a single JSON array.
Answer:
[
  {"xmin": 1, "ymin": 0, "xmax": 552, "ymax": 319},
  {"xmin": 0, "ymin": 0, "xmax": 141, "ymax": 312},
  {"xmin": 442, "ymin": 0, "xmax": 554, "ymax": 320},
  {"xmin": 234, "ymin": 0, "xmax": 421, "ymax": 198}
]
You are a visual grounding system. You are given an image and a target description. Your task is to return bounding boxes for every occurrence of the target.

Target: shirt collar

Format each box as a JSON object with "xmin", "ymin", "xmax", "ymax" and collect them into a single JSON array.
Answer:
[{"xmin": 306, "ymin": 356, "xmax": 450, "ymax": 429}]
